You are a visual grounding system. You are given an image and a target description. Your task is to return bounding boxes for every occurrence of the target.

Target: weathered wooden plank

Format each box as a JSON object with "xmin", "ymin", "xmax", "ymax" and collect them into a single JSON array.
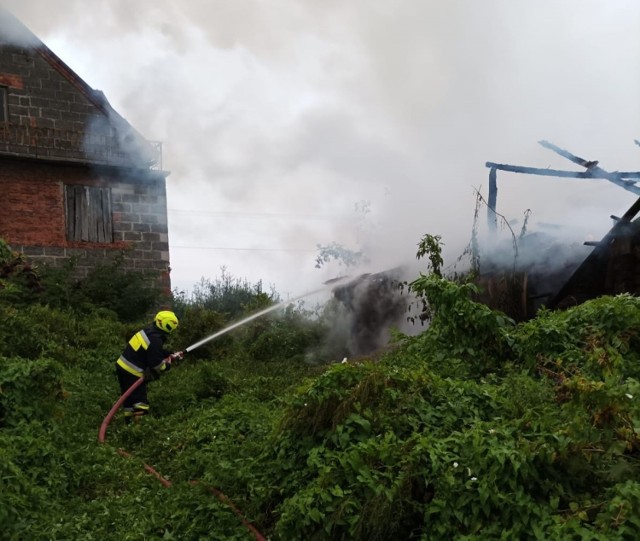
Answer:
[
  {"xmin": 96, "ymin": 188, "xmax": 105, "ymax": 243},
  {"xmin": 90, "ymin": 186, "xmax": 102, "ymax": 243},
  {"xmin": 103, "ymin": 187, "xmax": 113, "ymax": 242},
  {"xmin": 65, "ymin": 185, "xmax": 74, "ymax": 240},
  {"xmin": 73, "ymin": 186, "xmax": 83, "ymax": 241},
  {"xmin": 80, "ymin": 186, "xmax": 89, "ymax": 241},
  {"xmin": 487, "ymin": 167, "xmax": 497, "ymax": 232},
  {"xmin": 538, "ymin": 140, "xmax": 640, "ymax": 195},
  {"xmin": 485, "ymin": 162, "xmax": 640, "ymax": 181},
  {"xmin": 97, "ymin": 187, "xmax": 110, "ymax": 243},
  {"xmin": 548, "ymin": 196, "xmax": 640, "ymax": 308}
]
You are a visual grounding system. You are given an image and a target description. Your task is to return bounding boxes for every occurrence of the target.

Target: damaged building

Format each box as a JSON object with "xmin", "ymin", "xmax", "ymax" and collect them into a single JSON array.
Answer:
[
  {"xmin": 333, "ymin": 140, "xmax": 640, "ymax": 354},
  {"xmin": 0, "ymin": 8, "xmax": 173, "ymax": 293},
  {"xmin": 478, "ymin": 139, "xmax": 640, "ymax": 321}
]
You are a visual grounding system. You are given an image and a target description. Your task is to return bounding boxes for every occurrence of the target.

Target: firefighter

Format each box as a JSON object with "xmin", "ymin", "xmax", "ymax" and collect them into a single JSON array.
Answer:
[{"xmin": 116, "ymin": 310, "xmax": 183, "ymax": 423}]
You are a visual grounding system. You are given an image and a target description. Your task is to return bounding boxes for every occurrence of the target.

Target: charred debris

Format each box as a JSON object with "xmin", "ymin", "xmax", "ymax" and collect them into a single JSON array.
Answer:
[
  {"xmin": 333, "ymin": 140, "xmax": 640, "ymax": 354},
  {"xmin": 331, "ymin": 269, "xmax": 408, "ymax": 357},
  {"xmin": 479, "ymin": 139, "xmax": 640, "ymax": 321}
]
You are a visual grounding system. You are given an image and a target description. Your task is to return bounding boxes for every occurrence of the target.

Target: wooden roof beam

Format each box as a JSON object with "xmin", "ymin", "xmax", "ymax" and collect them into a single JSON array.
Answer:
[
  {"xmin": 484, "ymin": 162, "xmax": 640, "ymax": 196},
  {"xmin": 538, "ymin": 140, "xmax": 640, "ymax": 195},
  {"xmin": 485, "ymin": 162, "xmax": 640, "ymax": 179}
]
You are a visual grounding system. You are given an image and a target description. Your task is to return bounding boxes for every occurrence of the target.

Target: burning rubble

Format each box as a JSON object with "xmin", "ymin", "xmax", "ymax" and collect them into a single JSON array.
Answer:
[
  {"xmin": 332, "ymin": 269, "xmax": 408, "ymax": 357},
  {"xmin": 479, "ymin": 140, "xmax": 640, "ymax": 321}
]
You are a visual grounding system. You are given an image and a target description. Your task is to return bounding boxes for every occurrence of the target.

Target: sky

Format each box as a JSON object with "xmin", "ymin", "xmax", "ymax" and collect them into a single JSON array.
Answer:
[{"xmin": 4, "ymin": 1, "xmax": 640, "ymax": 300}]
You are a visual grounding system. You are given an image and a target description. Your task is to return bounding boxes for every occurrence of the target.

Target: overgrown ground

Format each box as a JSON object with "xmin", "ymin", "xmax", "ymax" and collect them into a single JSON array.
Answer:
[{"xmin": 2, "ymin": 242, "xmax": 640, "ymax": 540}]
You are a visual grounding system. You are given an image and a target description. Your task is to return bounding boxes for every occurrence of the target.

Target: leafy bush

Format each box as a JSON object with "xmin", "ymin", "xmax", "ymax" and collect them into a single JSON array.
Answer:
[
  {"xmin": 0, "ymin": 238, "xmax": 42, "ymax": 304},
  {"xmin": 239, "ymin": 289, "xmax": 640, "ymax": 539},
  {"xmin": 248, "ymin": 307, "xmax": 326, "ymax": 362},
  {"xmin": 0, "ymin": 240, "xmax": 164, "ymax": 322},
  {"xmin": 171, "ymin": 305, "xmax": 232, "ymax": 360},
  {"xmin": 36, "ymin": 255, "xmax": 164, "ymax": 322},
  {"xmin": 0, "ymin": 356, "xmax": 64, "ymax": 426},
  {"xmin": 173, "ymin": 268, "xmax": 277, "ymax": 319},
  {"xmin": 0, "ymin": 303, "xmax": 124, "ymax": 364},
  {"xmin": 514, "ymin": 294, "xmax": 640, "ymax": 379},
  {"xmin": 170, "ymin": 270, "xmax": 291, "ymax": 361},
  {"xmin": 5, "ymin": 230, "xmax": 640, "ymax": 540},
  {"xmin": 408, "ymin": 273, "xmax": 515, "ymax": 375}
]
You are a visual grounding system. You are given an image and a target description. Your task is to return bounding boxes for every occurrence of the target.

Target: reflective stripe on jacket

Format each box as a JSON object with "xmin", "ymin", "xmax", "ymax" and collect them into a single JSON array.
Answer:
[
  {"xmin": 116, "ymin": 325, "xmax": 170, "ymax": 377},
  {"xmin": 117, "ymin": 356, "xmax": 144, "ymax": 377}
]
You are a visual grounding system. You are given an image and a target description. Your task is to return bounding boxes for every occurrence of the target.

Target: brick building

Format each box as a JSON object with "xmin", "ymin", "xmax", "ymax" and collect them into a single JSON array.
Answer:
[{"xmin": 0, "ymin": 8, "xmax": 172, "ymax": 293}]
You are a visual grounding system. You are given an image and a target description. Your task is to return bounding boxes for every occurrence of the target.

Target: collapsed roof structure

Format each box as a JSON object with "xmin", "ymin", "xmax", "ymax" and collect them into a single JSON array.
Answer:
[
  {"xmin": 331, "ymin": 140, "xmax": 640, "ymax": 355},
  {"xmin": 479, "ymin": 140, "xmax": 640, "ymax": 321}
]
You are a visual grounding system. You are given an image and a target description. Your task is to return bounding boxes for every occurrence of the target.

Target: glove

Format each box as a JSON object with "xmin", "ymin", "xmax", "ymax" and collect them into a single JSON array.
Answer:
[
  {"xmin": 143, "ymin": 367, "xmax": 160, "ymax": 381},
  {"xmin": 169, "ymin": 351, "xmax": 184, "ymax": 363}
]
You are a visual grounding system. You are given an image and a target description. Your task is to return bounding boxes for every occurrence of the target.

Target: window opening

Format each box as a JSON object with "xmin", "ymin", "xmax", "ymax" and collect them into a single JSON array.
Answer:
[{"xmin": 65, "ymin": 185, "xmax": 113, "ymax": 243}]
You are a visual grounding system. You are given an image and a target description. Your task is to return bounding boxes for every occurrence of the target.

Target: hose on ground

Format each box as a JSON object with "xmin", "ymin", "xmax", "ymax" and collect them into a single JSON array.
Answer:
[{"xmin": 98, "ymin": 375, "xmax": 267, "ymax": 541}]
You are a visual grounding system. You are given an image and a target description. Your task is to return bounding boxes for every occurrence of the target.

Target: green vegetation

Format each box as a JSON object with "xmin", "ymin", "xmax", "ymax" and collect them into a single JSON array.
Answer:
[{"xmin": 2, "ymin": 237, "xmax": 640, "ymax": 539}]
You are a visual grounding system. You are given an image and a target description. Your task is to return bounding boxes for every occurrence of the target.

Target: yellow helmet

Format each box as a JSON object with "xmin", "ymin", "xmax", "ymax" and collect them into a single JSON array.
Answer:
[{"xmin": 155, "ymin": 310, "xmax": 179, "ymax": 333}]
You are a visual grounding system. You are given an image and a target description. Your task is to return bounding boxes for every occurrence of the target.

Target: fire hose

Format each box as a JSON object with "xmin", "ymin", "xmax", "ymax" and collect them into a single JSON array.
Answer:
[
  {"xmin": 98, "ymin": 357, "xmax": 267, "ymax": 541},
  {"xmin": 97, "ymin": 287, "xmax": 338, "ymax": 538}
]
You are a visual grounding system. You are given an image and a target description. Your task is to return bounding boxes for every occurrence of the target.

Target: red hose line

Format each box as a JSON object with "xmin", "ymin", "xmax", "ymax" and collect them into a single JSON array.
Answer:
[
  {"xmin": 98, "ymin": 375, "xmax": 145, "ymax": 443},
  {"xmin": 190, "ymin": 481, "xmax": 268, "ymax": 541},
  {"xmin": 99, "ymin": 375, "xmax": 267, "ymax": 540},
  {"xmin": 117, "ymin": 448, "xmax": 173, "ymax": 488}
]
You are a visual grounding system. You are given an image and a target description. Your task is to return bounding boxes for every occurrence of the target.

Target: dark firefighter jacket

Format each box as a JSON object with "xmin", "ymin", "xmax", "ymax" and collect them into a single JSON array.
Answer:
[{"xmin": 116, "ymin": 325, "xmax": 171, "ymax": 378}]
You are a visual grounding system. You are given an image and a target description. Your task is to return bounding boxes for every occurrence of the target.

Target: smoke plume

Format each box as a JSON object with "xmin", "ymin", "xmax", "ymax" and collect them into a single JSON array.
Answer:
[{"xmin": 3, "ymin": 0, "xmax": 640, "ymax": 298}]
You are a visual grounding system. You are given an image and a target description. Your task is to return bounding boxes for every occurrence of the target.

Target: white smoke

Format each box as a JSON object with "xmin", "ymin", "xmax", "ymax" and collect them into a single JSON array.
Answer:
[{"xmin": 3, "ymin": 0, "xmax": 640, "ymax": 298}]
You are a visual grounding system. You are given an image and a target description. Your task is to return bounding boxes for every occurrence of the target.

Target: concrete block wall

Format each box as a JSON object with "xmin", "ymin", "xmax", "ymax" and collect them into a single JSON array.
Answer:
[
  {"xmin": 110, "ymin": 180, "xmax": 170, "ymax": 272},
  {"xmin": 0, "ymin": 46, "xmax": 95, "ymax": 133},
  {"xmin": 0, "ymin": 40, "xmax": 158, "ymax": 167}
]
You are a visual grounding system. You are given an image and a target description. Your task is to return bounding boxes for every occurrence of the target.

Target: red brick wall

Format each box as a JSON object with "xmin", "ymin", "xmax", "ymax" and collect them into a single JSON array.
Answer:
[
  {"xmin": 0, "ymin": 159, "xmax": 112, "ymax": 247},
  {"xmin": 0, "ymin": 72, "xmax": 23, "ymax": 89},
  {"xmin": 1, "ymin": 165, "xmax": 65, "ymax": 245}
]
